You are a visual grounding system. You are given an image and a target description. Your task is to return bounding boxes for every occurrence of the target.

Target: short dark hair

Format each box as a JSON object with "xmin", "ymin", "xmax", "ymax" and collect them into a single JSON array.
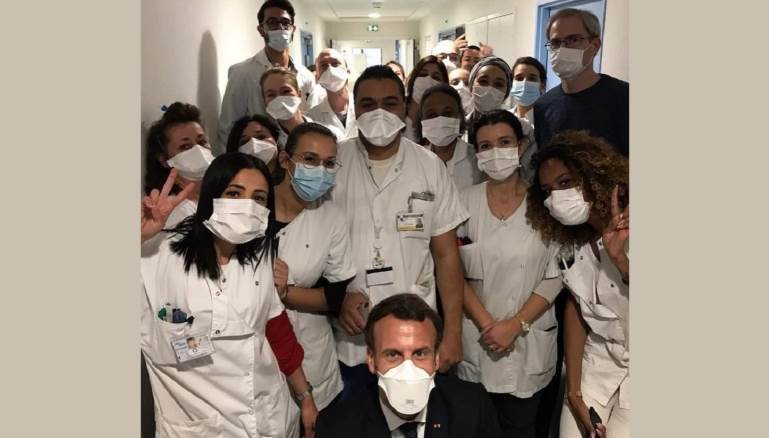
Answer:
[
  {"xmin": 226, "ymin": 114, "xmax": 281, "ymax": 153},
  {"xmin": 353, "ymin": 65, "xmax": 405, "ymax": 102},
  {"xmin": 414, "ymin": 83, "xmax": 467, "ymax": 144},
  {"xmin": 512, "ymin": 56, "xmax": 547, "ymax": 90},
  {"xmin": 274, "ymin": 122, "xmax": 338, "ymax": 183},
  {"xmin": 144, "ymin": 102, "xmax": 203, "ymax": 195},
  {"xmin": 364, "ymin": 293, "xmax": 443, "ymax": 351},
  {"xmin": 258, "ymin": 0, "xmax": 295, "ymax": 24},
  {"xmin": 284, "ymin": 122, "xmax": 337, "ymax": 156},
  {"xmin": 470, "ymin": 109, "xmax": 524, "ymax": 149}
]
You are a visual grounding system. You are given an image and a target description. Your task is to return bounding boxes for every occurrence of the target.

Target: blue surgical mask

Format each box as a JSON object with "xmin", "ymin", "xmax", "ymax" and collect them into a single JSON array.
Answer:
[
  {"xmin": 290, "ymin": 162, "xmax": 336, "ymax": 202},
  {"xmin": 510, "ymin": 80, "xmax": 542, "ymax": 107}
]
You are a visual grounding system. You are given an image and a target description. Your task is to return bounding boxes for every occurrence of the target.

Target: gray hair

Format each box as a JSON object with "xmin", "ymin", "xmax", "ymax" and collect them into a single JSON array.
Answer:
[{"xmin": 546, "ymin": 8, "xmax": 601, "ymax": 39}]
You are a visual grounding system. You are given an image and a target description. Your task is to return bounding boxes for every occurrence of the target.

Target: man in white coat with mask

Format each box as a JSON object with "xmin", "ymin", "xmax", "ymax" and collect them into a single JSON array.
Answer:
[
  {"xmin": 315, "ymin": 293, "xmax": 503, "ymax": 438},
  {"xmin": 218, "ymin": 0, "xmax": 316, "ymax": 147},
  {"xmin": 328, "ymin": 65, "xmax": 469, "ymax": 400},
  {"xmin": 306, "ymin": 48, "xmax": 357, "ymax": 141}
]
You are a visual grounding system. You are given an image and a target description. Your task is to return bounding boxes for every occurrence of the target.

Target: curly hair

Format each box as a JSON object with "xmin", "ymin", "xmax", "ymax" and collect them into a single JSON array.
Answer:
[{"xmin": 526, "ymin": 130, "xmax": 628, "ymax": 246}]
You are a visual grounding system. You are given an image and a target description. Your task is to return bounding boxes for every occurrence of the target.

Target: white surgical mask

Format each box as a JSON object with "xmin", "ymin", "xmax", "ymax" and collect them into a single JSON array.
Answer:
[
  {"xmin": 442, "ymin": 58, "xmax": 457, "ymax": 73},
  {"xmin": 549, "ymin": 47, "xmax": 588, "ymax": 80},
  {"xmin": 452, "ymin": 82, "xmax": 473, "ymax": 115},
  {"xmin": 544, "ymin": 187, "xmax": 592, "ymax": 225},
  {"xmin": 377, "ymin": 360, "xmax": 435, "ymax": 416},
  {"xmin": 318, "ymin": 65, "xmax": 349, "ymax": 92},
  {"xmin": 238, "ymin": 138, "xmax": 278, "ymax": 164},
  {"xmin": 421, "ymin": 116, "xmax": 460, "ymax": 147},
  {"xmin": 476, "ymin": 146, "xmax": 520, "ymax": 180},
  {"xmin": 203, "ymin": 198, "xmax": 269, "ymax": 244},
  {"xmin": 165, "ymin": 145, "xmax": 214, "ymax": 182},
  {"xmin": 267, "ymin": 29, "xmax": 292, "ymax": 52},
  {"xmin": 472, "ymin": 86, "xmax": 506, "ymax": 113},
  {"xmin": 356, "ymin": 108, "xmax": 405, "ymax": 147},
  {"xmin": 266, "ymin": 95, "xmax": 302, "ymax": 121},
  {"xmin": 411, "ymin": 76, "xmax": 442, "ymax": 104}
]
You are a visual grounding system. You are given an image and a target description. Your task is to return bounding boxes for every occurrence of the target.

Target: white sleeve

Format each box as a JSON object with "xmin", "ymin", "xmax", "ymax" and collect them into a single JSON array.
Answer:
[
  {"xmin": 431, "ymin": 157, "xmax": 470, "ymax": 236},
  {"xmin": 544, "ymin": 242, "xmax": 562, "ymax": 279},
  {"xmin": 322, "ymin": 211, "xmax": 356, "ymax": 283},
  {"xmin": 218, "ymin": 65, "xmax": 248, "ymax": 147},
  {"xmin": 261, "ymin": 258, "xmax": 286, "ymax": 319}
]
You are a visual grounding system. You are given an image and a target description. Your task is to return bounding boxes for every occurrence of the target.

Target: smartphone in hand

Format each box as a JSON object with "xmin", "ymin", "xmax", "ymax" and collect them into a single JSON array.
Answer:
[{"xmin": 589, "ymin": 406, "xmax": 603, "ymax": 429}]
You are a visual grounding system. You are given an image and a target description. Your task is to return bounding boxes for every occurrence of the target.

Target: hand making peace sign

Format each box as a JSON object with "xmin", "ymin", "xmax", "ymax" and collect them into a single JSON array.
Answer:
[{"xmin": 141, "ymin": 169, "xmax": 196, "ymax": 243}]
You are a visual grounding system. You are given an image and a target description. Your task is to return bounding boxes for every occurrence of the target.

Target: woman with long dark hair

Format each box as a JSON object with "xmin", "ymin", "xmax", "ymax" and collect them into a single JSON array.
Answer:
[
  {"xmin": 404, "ymin": 55, "xmax": 449, "ymax": 142},
  {"xmin": 141, "ymin": 152, "xmax": 318, "ymax": 438}
]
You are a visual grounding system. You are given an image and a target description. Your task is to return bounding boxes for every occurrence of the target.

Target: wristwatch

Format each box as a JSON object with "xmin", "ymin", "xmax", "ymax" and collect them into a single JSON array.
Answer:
[
  {"xmin": 295, "ymin": 384, "xmax": 314, "ymax": 402},
  {"xmin": 516, "ymin": 316, "xmax": 531, "ymax": 334}
]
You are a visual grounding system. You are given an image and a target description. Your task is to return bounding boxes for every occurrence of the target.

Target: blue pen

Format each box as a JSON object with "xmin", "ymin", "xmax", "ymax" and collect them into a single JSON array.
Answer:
[{"xmin": 172, "ymin": 309, "xmax": 188, "ymax": 323}]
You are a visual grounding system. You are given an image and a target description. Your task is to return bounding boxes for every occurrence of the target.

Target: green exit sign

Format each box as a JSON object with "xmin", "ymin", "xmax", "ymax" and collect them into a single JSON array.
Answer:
[{"xmin": 367, "ymin": 24, "xmax": 379, "ymax": 32}]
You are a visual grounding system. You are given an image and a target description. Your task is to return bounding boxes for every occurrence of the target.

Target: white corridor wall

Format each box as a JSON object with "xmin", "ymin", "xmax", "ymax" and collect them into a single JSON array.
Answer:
[{"xmin": 141, "ymin": 0, "xmax": 326, "ymax": 189}]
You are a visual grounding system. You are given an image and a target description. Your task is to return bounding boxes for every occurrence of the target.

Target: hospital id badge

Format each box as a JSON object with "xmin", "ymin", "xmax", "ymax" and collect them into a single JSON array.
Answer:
[
  {"xmin": 366, "ymin": 266, "xmax": 394, "ymax": 287},
  {"xmin": 171, "ymin": 334, "xmax": 214, "ymax": 363},
  {"xmin": 396, "ymin": 211, "xmax": 425, "ymax": 232}
]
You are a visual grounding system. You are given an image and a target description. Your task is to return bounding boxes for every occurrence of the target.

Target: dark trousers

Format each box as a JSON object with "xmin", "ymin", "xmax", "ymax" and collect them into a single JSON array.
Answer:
[
  {"xmin": 338, "ymin": 361, "xmax": 377, "ymax": 401},
  {"xmin": 535, "ymin": 291, "xmax": 567, "ymax": 438},
  {"xmin": 140, "ymin": 353, "xmax": 155, "ymax": 438},
  {"xmin": 489, "ymin": 387, "xmax": 545, "ymax": 438}
]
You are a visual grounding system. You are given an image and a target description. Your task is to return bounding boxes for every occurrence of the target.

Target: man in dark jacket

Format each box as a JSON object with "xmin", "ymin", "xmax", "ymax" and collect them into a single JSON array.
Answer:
[{"xmin": 316, "ymin": 293, "xmax": 503, "ymax": 438}]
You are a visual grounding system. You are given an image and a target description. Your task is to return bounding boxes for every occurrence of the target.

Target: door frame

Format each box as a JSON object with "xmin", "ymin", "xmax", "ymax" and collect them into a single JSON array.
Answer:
[{"xmin": 300, "ymin": 30, "xmax": 313, "ymax": 68}]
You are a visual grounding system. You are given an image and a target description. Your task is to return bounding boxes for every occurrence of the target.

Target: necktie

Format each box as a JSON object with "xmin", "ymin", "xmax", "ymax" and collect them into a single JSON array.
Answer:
[{"xmin": 398, "ymin": 421, "xmax": 419, "ymax": 438}]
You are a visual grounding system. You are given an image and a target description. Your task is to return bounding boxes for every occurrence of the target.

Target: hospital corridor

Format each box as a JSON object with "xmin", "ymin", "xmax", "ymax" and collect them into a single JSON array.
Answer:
[{"xmin": 140, "ymin": 0, "xmax": 629, "ymax": 437}]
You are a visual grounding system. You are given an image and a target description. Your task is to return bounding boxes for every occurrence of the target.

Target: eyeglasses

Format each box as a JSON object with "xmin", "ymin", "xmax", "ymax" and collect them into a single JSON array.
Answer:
[
  {"xmin": 292, "ymin": 153, "xmax": 342, "ymax": 173},
  {"xmin": 545, "ymin": 34, "xmax": 591, "ymax": 50},
  {"xmin": 262, "ymin": 18, "xmax": 294, "ymax": 31}
]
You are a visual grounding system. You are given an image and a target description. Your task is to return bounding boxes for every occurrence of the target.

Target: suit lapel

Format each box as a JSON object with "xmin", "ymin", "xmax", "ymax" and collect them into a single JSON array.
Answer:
[
  {"xmin": 365, "ymin": 386, "xmax": 392, "ymax": 438},
  {"xmin": 424, "ymin": 389, "xmax": 449, "ymax": 438}
]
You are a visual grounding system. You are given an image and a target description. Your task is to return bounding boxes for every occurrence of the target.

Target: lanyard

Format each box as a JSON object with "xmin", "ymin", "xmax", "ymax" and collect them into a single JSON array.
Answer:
[{"xmin": 357, "ymin": 140, "xmax": 392, "ymax": 268}]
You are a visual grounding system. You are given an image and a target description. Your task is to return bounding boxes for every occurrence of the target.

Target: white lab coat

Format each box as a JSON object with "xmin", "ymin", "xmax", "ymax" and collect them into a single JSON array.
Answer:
[
  {"xmin": 140, "ymin": 199, "xmax": 198, "ymax": 259},
  {"xmin": 277, "ymin": 201, "xmax": 356, "ymax": 410},
  {"xmin": 141, "ymin": 236, "xmax": 299, "ymax": 438},
  {"xmin": 455, "ymin": 183, "xmax": 561, "ymax": 397},
  {"xmin": 403, "ymin": 116, "xmax": 419, "ymax": 142},
  {"xmin": 329, "ymin": 136, "xmax": 469, "ymax": 366},
  {"xmin": 507, "ymin": 107, "xmax": 538, "ymax": 185},
  {"xmin": 166, "ymin": 198, "xmax": 197, "ymax": 229},
  {"xmin": 276, "ymin": 114, "xmax": 318, "ymax": 150},
  {"xmin": 430, "ymin": 138, "xmax": 483, "ymax": 192},
  {"xmin": 218, "ymin": 49, "xmax": 316, "ymax": 146},
  {"xmin": 305, "ymin": 85, "xmax": 358, "ymax": 141},
  {"xmin": 561, "ymin": 238, "xmax": 630, "ymax": 409}
]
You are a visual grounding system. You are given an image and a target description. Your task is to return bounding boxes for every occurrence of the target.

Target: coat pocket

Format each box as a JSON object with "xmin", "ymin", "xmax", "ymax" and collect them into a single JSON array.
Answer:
[
  {"xmin": 145, "ymin": 317, "xmax": 204, "ymax": 366},
  {"xmin": 398, "ymin": 198, "xmax": 434, "ymax": 240},
  {"xmin": 523, "ymin": 327, "xmax": 558, "ymax": 376},
  {"xmin": 156, "ymin": 411, "xmax": 223, "ymax": 438}
]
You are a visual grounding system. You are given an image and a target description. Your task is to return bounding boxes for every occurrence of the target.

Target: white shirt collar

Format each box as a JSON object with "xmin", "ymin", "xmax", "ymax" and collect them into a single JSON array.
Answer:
[{"xmin": 378, "ymin": 388, "xmax": 432, "ymax": 432}]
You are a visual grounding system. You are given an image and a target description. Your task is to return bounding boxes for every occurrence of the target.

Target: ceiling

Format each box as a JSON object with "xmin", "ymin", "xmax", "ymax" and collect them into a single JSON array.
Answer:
[{"xmin": 302, "ymin": 0, "xmax": 434, "ymax": 21}]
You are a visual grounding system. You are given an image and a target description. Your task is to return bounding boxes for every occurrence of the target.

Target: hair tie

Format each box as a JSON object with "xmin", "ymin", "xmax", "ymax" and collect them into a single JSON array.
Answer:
[{"xmin": 160, "ymin": 104, "xmax": 169, "ymax": 112}]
